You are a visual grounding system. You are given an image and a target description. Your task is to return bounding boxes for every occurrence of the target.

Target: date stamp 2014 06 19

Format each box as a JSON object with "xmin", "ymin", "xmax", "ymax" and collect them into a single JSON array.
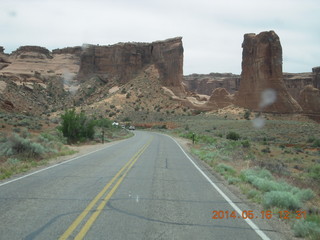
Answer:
[{"xmin": 212, "ymin": 210, "xmax": 306, "ymax": 220}]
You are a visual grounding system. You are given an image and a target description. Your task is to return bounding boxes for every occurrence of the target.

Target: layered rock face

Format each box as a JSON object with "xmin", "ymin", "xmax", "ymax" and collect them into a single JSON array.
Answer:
[
  {"xmin": 283, "ymin": 72, "xmax": 313, "ymax": 100},
  {"xmin": 236, "ymin": 31, "xmax": 301, "ymax": 113},
  {"xmin": 183, "ymin": 73, "xmax": 240, "ymax": 95},
  {"xmin": 0, "ymin": 47, "xmax": 10, "ymax": 70},
  {"xmin": 78, "ymin": 37, "xmax": 185, "ymax": 96},
  {"xmin": 313, "ymin": 66, "xmax": 320, "ymax": 89}
]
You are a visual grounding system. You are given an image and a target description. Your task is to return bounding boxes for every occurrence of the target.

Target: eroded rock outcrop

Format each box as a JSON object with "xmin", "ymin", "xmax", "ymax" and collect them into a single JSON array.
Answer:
[
  {"xmin": 11, "ymin": 46, "xmax": 53, "ymax": 59},
  {"xmin": 207, "ymin": 88, "xmax": 233, "ymax": 108},
  {"xmin": 313, "ymin": 66, "xmax": 320, "ymax": 89},
  {"xmin": 0, "ymin": 46, "xmax": 10, "ymax": 70},
  {"xmin": 183, "ymin": 73, "xmax": 240, "ymax": 95},
  {"xmin": 235, "ymin": 31, "xmax": 301, "ymax": 113},
  {"xmin": 283, "ymin": 72, "xmax": 313, "ymax": 101},
  {"xmin": 78, "ymin": 37, "xmax": 185, "ymax": 96},
  {"xmin": 298, "ymin": 85, "xmax": 320, "ymax": 113}
]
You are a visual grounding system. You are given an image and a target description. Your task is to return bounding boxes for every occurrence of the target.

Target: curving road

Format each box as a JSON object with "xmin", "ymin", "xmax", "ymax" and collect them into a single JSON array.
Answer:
[{"xmin": 0, "ymin": 131, "xmax": 283, "ymax": 240}]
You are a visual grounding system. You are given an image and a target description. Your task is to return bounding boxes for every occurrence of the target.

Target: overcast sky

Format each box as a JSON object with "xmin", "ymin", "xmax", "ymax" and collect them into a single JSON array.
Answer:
[{"xmin": 1, "ymin": 0, "xmax": 319, "ymax": 74}]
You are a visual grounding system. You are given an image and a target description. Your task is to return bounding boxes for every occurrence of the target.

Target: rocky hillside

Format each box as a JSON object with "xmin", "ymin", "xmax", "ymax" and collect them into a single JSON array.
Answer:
[
  {"xmin": 0, "ymin": 37, "xmax": 190, "ymax": 119},
  {"xmin": 0, "ymin": 32, "xmax": 319, "ymax": 119}
]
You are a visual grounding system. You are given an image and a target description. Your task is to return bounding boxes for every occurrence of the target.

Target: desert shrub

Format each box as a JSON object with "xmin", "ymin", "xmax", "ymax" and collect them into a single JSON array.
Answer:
[
  {"xmin": 242, "ymin": 168, "xmax": 315, "ymax": 205},
  {"xmin": 226, "ymin": 131, "xmax": 240, "ymax": 141},
  {"xmin": 309, "ymin": 165, "xmax": 320, "ymax": 181},
  {"xmin": 247, "ymin": 189, "xmax": 259, "ymax": 199},
  {"xmin": 307, "ymin": 136, "xmax": 316, "ymax": 143},
  {"xmin": 263, "ymin": 191, "xmax": 301, "ymax": 210},
  {"xmin": 227, "ymin": 177, "xmax": 240, "ymax": 185},
  {"xmin": 121, "ymin": 88, "xmax": 126, "ymax": 94},
  {"xmin": 17, "ymin": 118, "xmax": 31, "ymax": 127},
  {"xmin": 241, "ymin": 168, "xmax": 274, "ymax": 181},
  {"xmin": 12, "ymin": 127, "xmax": 21, "ymax": 133},
  {"xmin": 6, "ymin": 158, "xmax": 20, "ymax": 164},
  {"xmin": 292, "ymin": 220, "xmax": 320, "ymax": 239},
  {"xmin": 295, "ymin": 189, "xmax": 315, "ymax": 202},
  {"xmin": 261, "ymin": 147, "xmax": 271, "ymax": 153},
  {"xmin": 0, "ymin": 133, "xmax": 51, "ymax": 158},
  {"xmin": 198, "ymin": 135, "xmax": 216, "ymax": 145},
  {"xmin": 95, "ymin": 118, "xmax": 112, "ymax": 128},
  {"xmin": 312, "ymin": 139, "xmax": 320, "ymax": 147},
  {"xmin": 123, "ymin": 117, "xmax": 131, "ymax": 122},
  {"xmin": 241, "ymin": 140, "xmax": 250, "ymax": 148},
  {"xmin": 244, "ymin": 110, "xmax": 251, "ymax": 120},
  {"xmin": 217, "ymin": 163, "xmax": 236, "ymax": 175}
]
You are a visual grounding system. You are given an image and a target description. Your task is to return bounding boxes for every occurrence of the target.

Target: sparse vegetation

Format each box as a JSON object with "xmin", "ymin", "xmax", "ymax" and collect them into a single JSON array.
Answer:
[{"xmin": 174, "ymin": 114, "xmax": 320, "ymax": 238}]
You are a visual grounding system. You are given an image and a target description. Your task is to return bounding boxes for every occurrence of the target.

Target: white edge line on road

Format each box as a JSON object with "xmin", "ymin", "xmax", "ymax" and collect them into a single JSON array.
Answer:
[
  {"xmin": 167, "ymin": 135, "xmax": 271, "ymax": 240},
  {"xmin": 0, "ymin": 141, "xmax": 122, "ymax": 188}
]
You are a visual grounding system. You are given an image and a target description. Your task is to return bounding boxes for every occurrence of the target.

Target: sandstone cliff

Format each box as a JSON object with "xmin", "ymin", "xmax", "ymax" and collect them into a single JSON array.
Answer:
[
  {"xmin": 235, "ymin": 31, "xmax": 301, "ymax": 113},
  {"xmin": 78, "ymin": 37, "xmax": 185, "ymax": 97},
  {"xmin": 283, "ymin": 72, "xmax": 313, "ymax": 100},
  {"xmin": 0, "ymin": 47, "xmax": 10, "ymax": 71},
  {"xmin": 313, "ymin": 66, "xmax": 320, "ymax": 89},
  {"xmin": 0, "ymin": 37, "xmax": 186, "ymax": 115},
  {"xmin": 183, "ymin": 73, "xmax": 240, "ymax": 95}
]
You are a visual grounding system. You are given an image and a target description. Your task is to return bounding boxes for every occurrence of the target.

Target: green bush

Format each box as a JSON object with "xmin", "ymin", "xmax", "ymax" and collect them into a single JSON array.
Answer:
[
  {"xmin": 241, "ymin": 140, "xmax": 250, "ymax": 148},
  {"xmin": 263, "ymin": 191, "xmax": 301, "ymax": 210},
  {"xmin": 312, "ymin": 139, "xmax": 320, "ymax": 147},
  {"xmin": 226, "ymin": 132, "xmax": 240, "ymax": 141},
  {"xmin": 217, "ymin": 163, "xmax": 236, "ymax": 175},
  {"xmin": 292, "ymin": 220, "xmax": 320, "ymax": 239},
  {"xmin": 295, "ymin": 188, "xmax": 315, "ymax": 202},
  {"xmin": 227, "ymin": 177, "xmax": 240, "ymax": 185},
  {"xmin": 58, "ymin": 109, "xmax": 96, "ymax": 143},
  {"xmin": 247, "ymin": 189, "xmax": 259, "ymax": 199},
  {"xmin": 309, "ymin": 165, "xmax": 320, "ymax": 181}
]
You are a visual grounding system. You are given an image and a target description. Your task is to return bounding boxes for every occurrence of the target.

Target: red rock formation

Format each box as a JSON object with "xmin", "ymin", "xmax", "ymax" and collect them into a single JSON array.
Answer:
[
  {"xmin": 0, "ymin": 46, "xmax": 10, "ymax": 70},
  {"xmin": 312, "ymin": 66, "xmax": 320, "ymax": 89},
  {"xmin": 11, "ymin": 46, "xmax": 53, "ymax": 59},
  {"xmin": 183, "ymin": 73, "xmax": 240, "ymax": 95},
  {"xmin": 283, "ymin": 72, "xmax": 313, "ymax": 101},
  {"xmin": 298, "ymin": 85, "xmax": 320, "ymax": 113},
  {"xmin": 235, "ymin": 31, "xmax": 301, "ymax": 113},
  {"xmin": 78, "ymin": 37, "xmax": 185, "ymax": 96},
  {"xmin": 207, "ymin": 88, "xmax": 233, "ymax": 108}
]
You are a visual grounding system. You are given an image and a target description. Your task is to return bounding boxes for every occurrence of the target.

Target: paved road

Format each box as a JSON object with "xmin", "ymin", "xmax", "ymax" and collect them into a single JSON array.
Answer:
[{"xmin": 0, "ymin": 131, "xmax": 284, "ymax": 240}]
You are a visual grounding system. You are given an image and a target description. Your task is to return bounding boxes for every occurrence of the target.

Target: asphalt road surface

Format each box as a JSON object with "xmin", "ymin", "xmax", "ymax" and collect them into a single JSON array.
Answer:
[{"xmin": 0, "ymin": 131, "xmax": 284, "ymax": 240}]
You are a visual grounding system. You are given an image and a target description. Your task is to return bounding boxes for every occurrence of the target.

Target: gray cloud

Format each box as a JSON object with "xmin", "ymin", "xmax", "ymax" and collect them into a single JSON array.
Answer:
[{"xmin": 1, "ymin": 0, "xmax": 319, "ymax": 74}]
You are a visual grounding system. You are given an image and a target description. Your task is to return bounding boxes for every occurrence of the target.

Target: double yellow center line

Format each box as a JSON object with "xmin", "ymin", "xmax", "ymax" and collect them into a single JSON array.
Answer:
[{"xmin": 59, "ymin": 139, "xmax": 152, "ymax": 240}]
